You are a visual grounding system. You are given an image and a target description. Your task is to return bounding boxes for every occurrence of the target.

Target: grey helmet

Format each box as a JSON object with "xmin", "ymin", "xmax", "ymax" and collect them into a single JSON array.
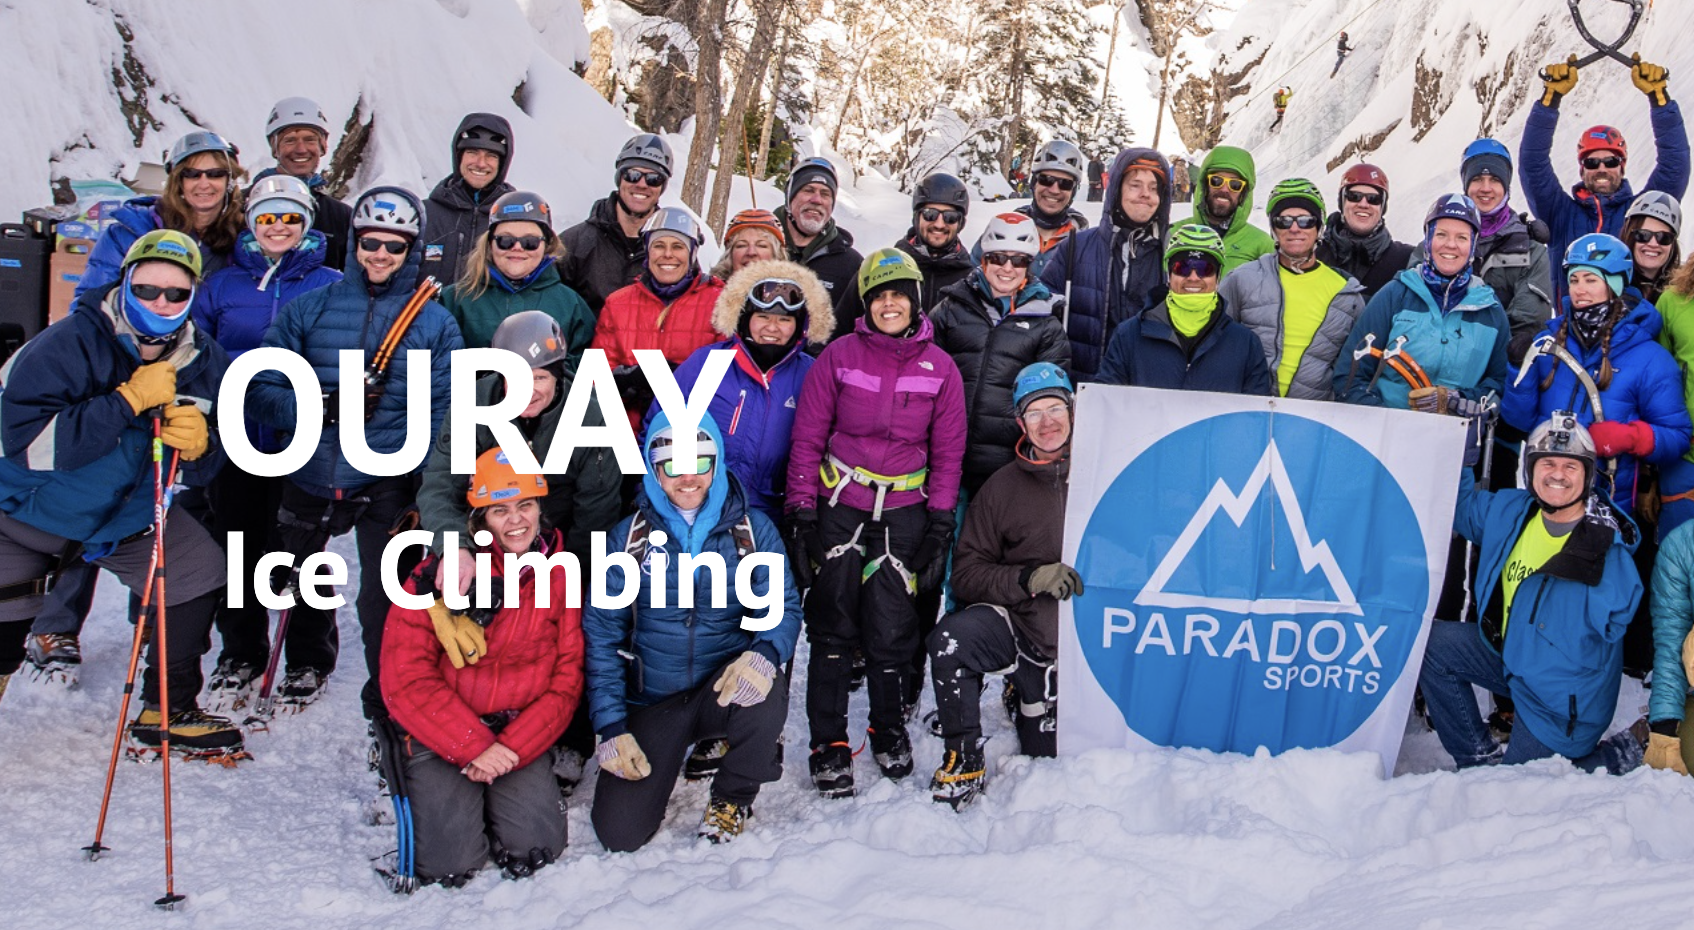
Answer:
[
  {"xmin": 246, "ymin": 173, "xmax": 317, "ymax": 229},
  {"xmin": 492, "ymin": 310, "xmax": 570, "ymax": 369},
  {"xmin": 1522, "ymin": 411, "xmax": 1597, "ymax": 507},
  {"xmin": 641, "ymin": 206, "xmax": 704, "ymax": 247},
  {"xmin": 616, "ymin": 133, "xmax": 674, "ymax": 180},
  {"xmin": 1626, "ymin": 190, "xmax": 1683, "ymax": 236},
  {"xmin": 167, "ymin": 130, "xmax": 239, "ymax": 170},
  {"xmin": 352, "ymin": 188, "xmax": 424, "ymax": 238},
  {"xmin": 266, "ymin": 96, "xmax": 330, "ymax": 138},
  {"xmin": 1029, "ymin": 139, "xmax": 1086, "ymax": 184}
]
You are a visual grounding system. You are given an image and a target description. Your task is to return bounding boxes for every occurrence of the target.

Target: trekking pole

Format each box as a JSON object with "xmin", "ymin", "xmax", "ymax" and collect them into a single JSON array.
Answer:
[
  {"xmin": 83, "ymin": 414, "xmax": 180, "ymax": 864},
  {"xmin": 148, "ymin": 412, "xmax": 184, "ymax": 909}
]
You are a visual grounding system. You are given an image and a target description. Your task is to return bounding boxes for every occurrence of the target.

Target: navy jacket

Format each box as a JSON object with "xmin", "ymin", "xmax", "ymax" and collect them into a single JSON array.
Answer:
[{"xmin": 1096, "ymin": 298, "xmax": 1272, "ymax": 395}]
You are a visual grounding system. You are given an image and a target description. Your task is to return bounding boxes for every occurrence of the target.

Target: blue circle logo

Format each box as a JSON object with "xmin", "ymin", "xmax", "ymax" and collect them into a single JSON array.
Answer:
[{"xmin": 1073, "ymin": 411, "xmax": 1427, "ymax": 753}]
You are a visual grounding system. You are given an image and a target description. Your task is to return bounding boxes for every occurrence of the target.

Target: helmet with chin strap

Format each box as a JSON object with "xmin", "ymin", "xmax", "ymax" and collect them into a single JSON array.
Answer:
[{"xmin": 1522, "ymin": 412, "xmax": 1597, "ymax": 510}]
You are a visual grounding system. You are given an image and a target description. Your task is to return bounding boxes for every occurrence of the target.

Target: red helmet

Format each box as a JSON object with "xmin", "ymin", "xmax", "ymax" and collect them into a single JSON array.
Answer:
[
  {"xmin": 1577, "ymin": 125, "xmax": 1627, "ymax": 160},
  {"xmin": 1339, "ymin": 163, "xmax": 1389, "ymax": 211}
]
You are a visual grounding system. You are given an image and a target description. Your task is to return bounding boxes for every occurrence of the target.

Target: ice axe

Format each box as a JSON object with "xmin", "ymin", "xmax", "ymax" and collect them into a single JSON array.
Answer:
[
  {"xmin": 1368, "ymin": 335, "xmax": 1410, "ymax": 392},
  {"xmin": 1513, "ymin": 334, "xmax": 1618, "ymax": 486},
  {"xmin": 1344, "ymin": 333, "xmax": 1377, "ymax": 394},
  {"xmin": 1540, "ymin": 0, "xmax": 1646, "ymax": 78}
]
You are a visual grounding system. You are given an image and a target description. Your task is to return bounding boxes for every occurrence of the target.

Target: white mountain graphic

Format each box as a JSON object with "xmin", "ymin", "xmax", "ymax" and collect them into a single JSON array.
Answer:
[{"xmin": 1134, "ymin": 440, "xmax": 1362, "ymax": 616}]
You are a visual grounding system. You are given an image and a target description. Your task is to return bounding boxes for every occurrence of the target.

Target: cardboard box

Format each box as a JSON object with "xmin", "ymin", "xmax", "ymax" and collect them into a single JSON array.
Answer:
[{"xmin": 48, "ymin": 238, "xmax": 93, "ymax": 326}]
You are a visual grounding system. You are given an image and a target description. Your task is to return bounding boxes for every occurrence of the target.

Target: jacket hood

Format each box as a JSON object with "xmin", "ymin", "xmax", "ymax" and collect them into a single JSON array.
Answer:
[
  {"xmin": 450, "ymin": 112, "xmax": 515, "ymax": 189},
  {"xmin": 641, "ymin": 410, "xmax": 733, "ymax": 555},
  {"xmin": 713, "ymin": 258, "xmax": 835, "ymax": 345},
  {"xmin": 1192, "ymin": 146, "xmax": 1259, "ymax": 232},
  {"xmin": 1392, "ymin": 266, "xmax": 1497, "ymax": 314},
  {"xmin": 345, "ymin": 185, "xmax": 428, "ymax": 292},
  {"xmin": 1102, "ymin": 147, "xmax": 1174, "ymax": 236}
]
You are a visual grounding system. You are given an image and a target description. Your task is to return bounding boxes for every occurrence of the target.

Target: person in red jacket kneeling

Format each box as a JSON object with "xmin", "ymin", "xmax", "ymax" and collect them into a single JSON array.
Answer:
[{"xmin": 380, "ymin": 448, "xmax": 584, "ymax": 886}]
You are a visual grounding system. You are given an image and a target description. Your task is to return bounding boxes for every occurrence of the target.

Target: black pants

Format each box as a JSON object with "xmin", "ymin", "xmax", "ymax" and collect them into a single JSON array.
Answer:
[
  {"xmin": 404, "ymin": 742, "xmax": 565, "ymax": 883},
  {"xmin": 275, "ymin": 477, "xmax": 424, "ymax": 719},
  {"xmin": 590, "ymin": 670, "xmax": 788, "ymax": 853},
  {"xmin": 205, "ymin": 463, "xmax": 286, "ymax": 669},
  {"xmin": 928, "ymin": 604, "xmax": 1056, "ymax": 757},
  {"xmin": 804, "ymin": 503, "xmax": 927, "ymax": 747}
]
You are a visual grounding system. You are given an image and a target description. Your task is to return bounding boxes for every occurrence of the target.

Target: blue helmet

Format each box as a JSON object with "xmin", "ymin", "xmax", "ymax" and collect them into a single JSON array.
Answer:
[
  {"xmin": 1424, "ymin": 192, "xmax": 1481, "ymax": 232},
  {"xmin": 1564, "ymin": 232, "xmax": 1633, "ymax": 295},
  {"xmin": 1461, "ymin": 138, "xmax": 1512, "ymax": 166},
  {"xmin": 1460, "ymin": 139, "xmax": 1513, "ymax": 193},
  {"xmin": 1013, "ymin": 362, "xmax": 1073, "ymax": 414}
]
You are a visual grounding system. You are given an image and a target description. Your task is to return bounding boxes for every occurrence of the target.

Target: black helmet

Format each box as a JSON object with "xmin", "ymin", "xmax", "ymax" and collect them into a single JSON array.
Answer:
[
  {"xmin": 912, "ymin": 172, "xmax": 970, "ymax": 214},
  {"xmin": 487, "ymin": 190, "xmax": 555, "ymax": 242},
  {"xmin": 492, "ymin": 310, "xmax": 570, "ymax": 369}
]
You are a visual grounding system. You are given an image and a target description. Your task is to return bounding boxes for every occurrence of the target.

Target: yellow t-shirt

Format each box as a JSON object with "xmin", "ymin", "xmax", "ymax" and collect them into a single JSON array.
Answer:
[
  {"xmin": 1274, "ymin": 263, "xmax": 1347, "ymax": 396},
  {"xmin": 1500, "ymin": 513, "xmax": 1572, "ymax": 636}
]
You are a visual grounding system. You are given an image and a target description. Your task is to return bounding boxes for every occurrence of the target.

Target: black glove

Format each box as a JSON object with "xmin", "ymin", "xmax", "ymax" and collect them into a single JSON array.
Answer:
[
  {"xmin": 911, "ymin": 510, "xmax": 956, "ymax": 593},
  {"xmin": 611, "ymin": 364, "xmax": 655, "ymax": 413},
  {"xmin": 1521, "ymin": 213, "xmax": 1550, "ymax": 245},
  {"xmin": 783, "ymin": 509, "xmax": 824, "ymax": 589},
  {"xmin": 1507, "ymin": 329, "xmax": 1537, "ymax": 368}
]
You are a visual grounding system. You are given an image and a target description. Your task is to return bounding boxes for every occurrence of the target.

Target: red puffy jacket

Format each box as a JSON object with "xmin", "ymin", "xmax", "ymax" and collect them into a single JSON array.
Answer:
[
  {"xmin": 381, "ymin": 530, "xmax": 585, "ymax": 769},
  {"xmin": 592, "ymin": 274, "xmax": 724, "ymax": 368}
]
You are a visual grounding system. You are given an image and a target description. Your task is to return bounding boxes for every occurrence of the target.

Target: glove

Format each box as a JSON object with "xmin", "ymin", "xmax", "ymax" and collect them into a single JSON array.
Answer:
[
  {"xmin": 1633, "ymin": 54, "xmax": 1671, "ymax": 107},
  {"xmin": 116, "ymin": 361, "xmax": 177, "ymax": 415},
  {"xmin": 1645, "ymin": 732, "xmax": 1689, "ymax": 775},
  {"xmin": 783, "ymin": 509, "xmax": 825, "ymax": 589},
  {"xmin": 427, "ymin": 598, "xmax": 486, "ymax": 669},
  {"xmin": 1682, "ymin": 627, "xmax": 1694, "ymax": 682},
  {"xmin": 911, "ymin": 510, "xmax": 956, "ymax": 593},
  {"xmin": 1407, "ymin": 385, "xmax": 1450, "ymax": 415},
  {"xmin": 1586, "ymin": 420, "xmax": 1655, "ymax": 458},
  {"xmin": 1024, "ymin": 562, "xmax": 1084, "ymax": 600},
  {"xmin": 611, "ymin": 364, "xmax": 655, "ymax": 412},
  {"xmin": 713, "ymin": 650, "xmax": 777, "ymax": 707},
  {"xmin": 158, "ymin": 403, "xmax": 209, "ymax": 461},
  {"xmin": 595, "ymin": 732, "xmax": 651, "ymax": 781},
  {"xmin": 1541, "ymin": 55, "xmax": 1578, "ymax": 107}
]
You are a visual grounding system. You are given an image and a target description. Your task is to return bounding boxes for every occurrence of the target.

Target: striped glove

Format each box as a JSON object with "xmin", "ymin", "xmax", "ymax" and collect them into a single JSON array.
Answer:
[{"xmin": 713, "ymin": 651, "xmax": 777, "ymax": 707}]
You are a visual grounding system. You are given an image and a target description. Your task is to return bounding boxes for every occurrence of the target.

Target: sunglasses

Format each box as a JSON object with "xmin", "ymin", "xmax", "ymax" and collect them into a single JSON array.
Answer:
[
  {"xmin": 659, "ymin": 456, "xmax": 716, "ymax": 478},
  {"xmin": 358, "ymin": 236, "xmax": 409, "ymax": 255},
  {"xmin": 1034, "ymin": 174, "xmax": 1077, "ymax": 192},
  {"xmin": 493, "ymin": 234, "xmax": 545, "ymax": 251},
  {"xmin": 253, "ymin": 212, "xmax": 305, "ymax": 226},
  {"xmin": 620, "ymin": 167, "xmax": 666, "ymax": 188},
  {"xmin": 919, "ymin": 207, "xmax": 964, "ymax": 225},
  {"xmin": 1207, "ymin": 174, "xmax": 1246, "ymax": 193},
  {"xmin": 1271, "ymin": 214, "xmax": 1321, "ymax": 230},
  {"xmin": 1343, "ymin": 189, "xmax": 1385, "ymax": 206},
  {"xmin": 1582, "ymin": 156, "xmax": 1623, "ymax": 170},
  {"xmin": 749, "ymin": 278, "xmax": 807, "ymax": 312},
  {"xmin": 983, "ymin": 252, "xmax": 1034, "ymax": 269},
  {"xmin": 1167, "ymin": 254, "xmax": 1220, "ymax": 278},
  {"xmin": 180, "ymin": 167, "xmax": 231, "ymax": 181},
  {"xmin": 1632, "ymin": 228, "xmax": 1676, "ymax": 246},
  {"xmin": 130, "ymin": 283, "xmax": 193, "ymax": 304}
]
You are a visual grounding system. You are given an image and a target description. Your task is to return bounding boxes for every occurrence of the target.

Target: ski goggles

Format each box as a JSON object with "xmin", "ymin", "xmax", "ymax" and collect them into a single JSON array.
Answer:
[
  {"xmin": 129, "ymin": 283, "xmax": 194, "ymax": 304},
  {"xmin": 253, "ymin": 212, "xmax": 305, "ymax": 226},
  {"xmin": 620, "ymin": 167, "xmax": 666, "ymax": 188},
  {"xmin": 984, "ymin": 252, "xmax": 1034, "ymax": 269},
  {"xmin": 1167, "ymin": 253, "xmax": 1220, "ymax": 278},
  {"xmin": 1343, "ymin": 189, "xmax": 1385, "ymax": 206},
  {"xmin": 1270, "ymin": 214, "xmax": 1321, "ymax": 230},
  {"xmin": 1631, "ymin": 228, "xmax": 1676, "ymax": 246},
  {"xmin": 919, "ymin": 207, "xmax": 964, "ymax": 225},
  {"xmin": 493, "ymin": 234, "xmax": 545, "ymax": 251},
  {"xmin": 358, "ymin": 236, "xmax": 410, "ymax": 254},
  {"xmin": 1582, "ymin": 156, "xmax": 1623, "ymax": 170},
  {"xmin": 748, "ymin": 278, "xmax": 807, "ymax": 313},
  {"xmin": 1206, "ymin": 174, "xmax": 1247, "ymax": 193},
  {"xmin": 659, "ymin": 455, "xmax": 717, "ymax": 478},
  {"xmin": 179, "ymin": 166, "xmax": 231, "ymax": 181},
  {"xmin": 1034, "ymin": 173, "xmax": 1076, "ymax": 192}
]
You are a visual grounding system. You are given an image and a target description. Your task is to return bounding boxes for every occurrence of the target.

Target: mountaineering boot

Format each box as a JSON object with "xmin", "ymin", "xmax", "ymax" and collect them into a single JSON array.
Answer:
[
  {"xmin": 698, "ymin": 798, "xmax": 752, "ymax": 843},
  {"xmin": 205, "ymin": 658, "xmax": 261, "ymax": 713},
  {"xmin": 684, "ymin": 738, "xmax": 730, "ymax": 781},
  {"xmin": 0, "ymin": 673, "xmax": 9, "ymax": 707},
  {"xmin": 808, "ymin": 741, "xmax": 855, "ymax": 798},
  {"xmin": 869, "ymin": 725, "xmax": 914, "ymax": 780},
  {"xmin": 25, "ymin": 633, "xmax": 81, "ymax": 686},
  {"xmin": 931, "ymin": 749, "xmax": 986, "ymax": 811},
  {"xmin": 129, "ymin": 707, "xmax": 247, "ymax": 756},
  {"xmin": 277, "ymin": 667, "xmax": 328, "ymax": 709}
]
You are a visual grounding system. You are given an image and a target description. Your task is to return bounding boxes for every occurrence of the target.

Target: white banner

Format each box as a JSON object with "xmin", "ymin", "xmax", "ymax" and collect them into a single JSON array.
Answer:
[{"xmin": 1059, "ymin": 386, "xmax": 1466, "ymax": 776}]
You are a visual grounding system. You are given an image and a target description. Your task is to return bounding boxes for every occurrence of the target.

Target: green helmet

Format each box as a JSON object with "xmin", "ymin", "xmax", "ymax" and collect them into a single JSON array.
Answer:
[
  {"xmin": 857, "ymin": 247, "xmax": 923, "ymax": 299},
  {"xmin": 121, "ymin": 229, "xmax": 203, "ymax": 280},
  {"xmin": 1164, "ymin": 224, "xmax": 1226, "ymax": 266},
  {"xmin": 1265, "ymin": 178, "xmax": 1325, "ymax": 219}
]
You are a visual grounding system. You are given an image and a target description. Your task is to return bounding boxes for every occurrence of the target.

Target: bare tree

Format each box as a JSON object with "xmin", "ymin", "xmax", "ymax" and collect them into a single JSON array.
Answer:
[
  {"xmin": 679, "ymin": 0, "xmax": 731, "ymax": 211},
  {"xmin": 706, "ymin": 0, "xmax": 784, "ymax": 234}
]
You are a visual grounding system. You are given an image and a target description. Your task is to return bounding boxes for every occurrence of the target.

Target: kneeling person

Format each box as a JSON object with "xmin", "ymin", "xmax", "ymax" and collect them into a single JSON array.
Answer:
[
  {"xmin": 927, "ymin": 363, "xmax": 1080, "ymax": 809},
  {"xmin": 585, "ymin": 414, "xmax": 800, "ymax": 849}
]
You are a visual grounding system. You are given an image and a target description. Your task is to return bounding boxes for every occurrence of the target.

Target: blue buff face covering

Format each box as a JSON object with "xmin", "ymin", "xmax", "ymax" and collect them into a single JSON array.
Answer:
[{"xmin": 122, "ymin": 266, "xmax": 194, "ymax": 339}]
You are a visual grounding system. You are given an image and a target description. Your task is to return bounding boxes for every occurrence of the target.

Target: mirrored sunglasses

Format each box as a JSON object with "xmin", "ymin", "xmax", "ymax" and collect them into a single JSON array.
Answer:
[
  {"xmin": 621, "ymin": 167, "xmax": 666, "ymax": 188},
  {"xmin": 1207, "ymin": 174, "xmax": 1246, "ymax": 193},
  {"xmin": 659, "ymin": 456, "xmax": 716, "ymax": 478},
  {"xmin": 1167, "ymin": 254, "xmax": 1220, "ymax": 278},
  {"xmin": 254, "ymin": 212, "xmax": 305, "ymax": 226}
]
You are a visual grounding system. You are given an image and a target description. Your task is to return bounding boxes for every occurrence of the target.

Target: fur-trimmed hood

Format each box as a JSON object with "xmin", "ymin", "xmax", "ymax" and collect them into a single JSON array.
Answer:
[{"xmin": 712, "ymin": 258, "xmax": 835, "ymax": 346}]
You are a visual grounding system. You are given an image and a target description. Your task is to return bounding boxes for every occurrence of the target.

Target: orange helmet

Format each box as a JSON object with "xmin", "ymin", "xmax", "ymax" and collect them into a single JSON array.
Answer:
[{"xmin": 466, "ymin": 447, "xmax": 548, "ymax": 508}]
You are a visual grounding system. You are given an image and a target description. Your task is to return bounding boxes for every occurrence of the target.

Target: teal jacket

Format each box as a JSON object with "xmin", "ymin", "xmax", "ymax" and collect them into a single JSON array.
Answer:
[
  {"xmin": 1650, "ymin": 519, "xmax": 1694, "ymax": 723},
  {"xmin": 1335, "ymin": 268, "xmax": 1509, "ymax": 409}
]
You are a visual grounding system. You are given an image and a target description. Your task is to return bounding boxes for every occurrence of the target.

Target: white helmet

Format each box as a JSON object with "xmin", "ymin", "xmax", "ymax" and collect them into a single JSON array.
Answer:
[
  {"xmin": 1029, "ymin": 139, "xmax": 1086, "ymax": 184},
  {"xmin": 246, "ymin": 174, "xmax": 317, "ymax": 229},
  {"xmin": 640, "ymin": 206, "xmax": 704, "ymax": 246},
  {"xmin": 266, "ymin": 96, "xmax": 330, "ymax": 138},
  {"xmin": 978, "ymin": 212, "xmax": 1041, "ymax": 257},
  {"xmin": 352, "ymin": 187, "xmax": 424, "ymax": 238}
]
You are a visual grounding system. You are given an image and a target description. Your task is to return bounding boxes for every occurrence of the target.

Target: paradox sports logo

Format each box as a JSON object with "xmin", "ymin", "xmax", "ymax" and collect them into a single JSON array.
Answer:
[{"xmin": 1074, "ymin": 412, "xmax": 1428, "ymax": 753}]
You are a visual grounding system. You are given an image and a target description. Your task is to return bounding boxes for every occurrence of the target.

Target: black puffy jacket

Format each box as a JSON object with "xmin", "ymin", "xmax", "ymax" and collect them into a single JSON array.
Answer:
[
  {"xmin": 559, "ymin": 194, "xmax": 644, "ymax": 314},
  {"xmin": 420, "ymin": 113, "xmax": 515, "ymax": 286},
  {"xmin": 774, "ymin": 207, "xmax": 864, "ymax": 342},
  {"xmin": 928, "ymin": 272, "xmax": 1071, "ymax": 493}
]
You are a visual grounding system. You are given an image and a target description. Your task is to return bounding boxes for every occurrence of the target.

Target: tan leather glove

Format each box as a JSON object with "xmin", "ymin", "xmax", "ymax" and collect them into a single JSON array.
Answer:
[
  {"xmin": 115, "ymin": 362, "xmax": 177, "ymax": 416},
  {"xmin": 1645, "ymin": 733, "xmax": 1689, "ymax": 775},
  {"xmin": 595, "ymin": 733, "xmax": 651, "ymax": 780},
  {"xmin": 1682, "ymin": 628, "xmax": 1694, "ymax": 682},
  {"xmin": 1407, "ymin": 385, "xmax": 1451, "ymax": 415},
  {"xmin": 713, "ymin": 651, "xmax": 777, "ymax": 707},
  {"xmin": 158, "ymin": 403, "xmax": 209, "ymax": 461},
  {"xmin": 1542, "ymin": 55, "xmax": 1578, "ymax": 107},
  {"xmin": 1633, "ymin": 54, "xmax": 1670, "ymax": 107},
  {"xmin": 427, "ymin": 598, "xmax": 486, "ymax": 669}
]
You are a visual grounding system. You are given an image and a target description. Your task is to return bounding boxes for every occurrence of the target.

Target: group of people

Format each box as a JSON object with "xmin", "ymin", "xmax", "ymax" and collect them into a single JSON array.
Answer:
[{"xmin": 2, "ymin": 53, "xmax": 1694, "ymax": 886}]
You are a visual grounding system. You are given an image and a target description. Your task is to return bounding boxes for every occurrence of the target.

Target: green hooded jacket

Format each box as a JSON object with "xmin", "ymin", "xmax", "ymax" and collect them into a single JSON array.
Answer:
[{"xmin": 1172, "ymin": 146, "xmax": 1275, "ymax": 275}]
